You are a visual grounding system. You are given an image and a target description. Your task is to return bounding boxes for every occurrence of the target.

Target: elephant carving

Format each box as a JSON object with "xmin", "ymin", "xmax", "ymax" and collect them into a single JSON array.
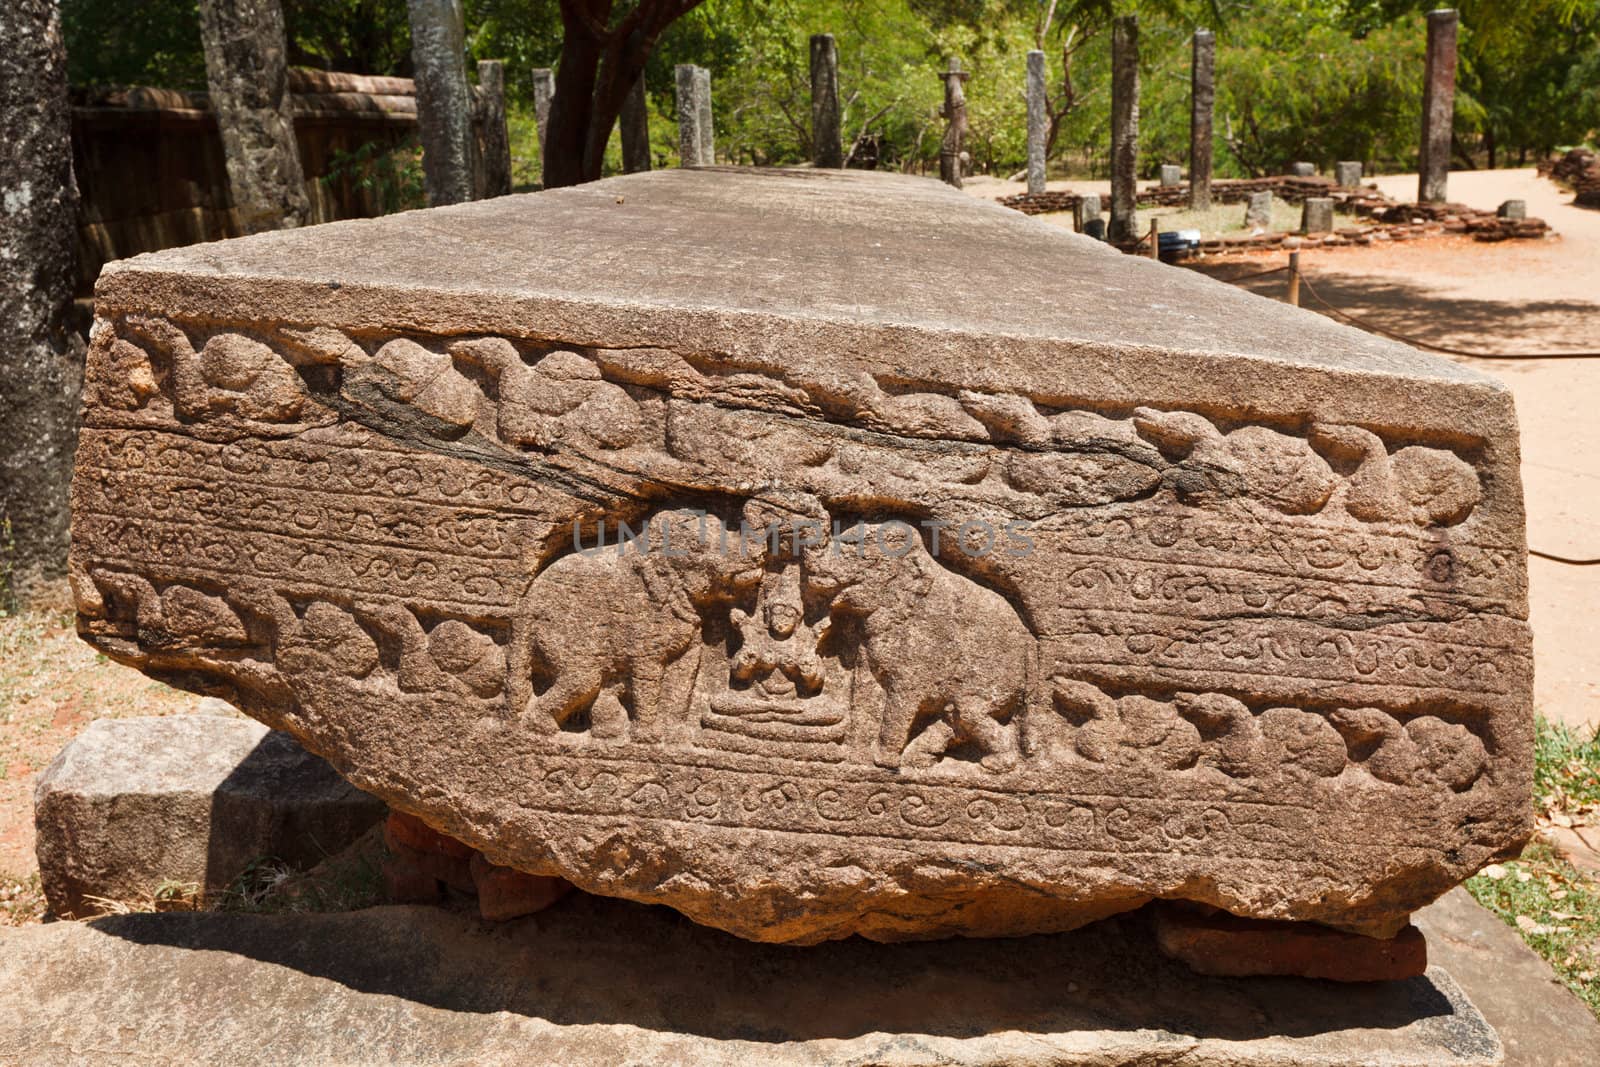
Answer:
[
  {"xmin": 506, "ymin": 510, "xmax": 764, "ymax": 741},
  {"xmin": 804, "ymin": 521, "xmax": 1033, "ymax": 772}
]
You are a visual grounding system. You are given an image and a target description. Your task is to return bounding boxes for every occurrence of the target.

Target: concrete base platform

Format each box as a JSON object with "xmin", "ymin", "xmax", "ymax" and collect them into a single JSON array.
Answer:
[{"xmin": 0, "ymin": 894, "xmax": 1501, "ymax": 1066}]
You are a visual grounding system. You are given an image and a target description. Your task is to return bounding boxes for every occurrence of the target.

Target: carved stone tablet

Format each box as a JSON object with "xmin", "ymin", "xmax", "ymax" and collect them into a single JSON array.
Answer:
[{"xmin": 72, "ymin": 169, "xmax": 1532, "ymax": 944}]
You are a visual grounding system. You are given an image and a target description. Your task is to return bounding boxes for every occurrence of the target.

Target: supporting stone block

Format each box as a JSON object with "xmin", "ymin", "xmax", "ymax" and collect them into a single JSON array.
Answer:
[
  {"xmin": 1153, "ymin": 905, "xmax": 1428, "ymax": 982},
  {"xmin": 34, "ymin": 716, "xmax": 385, "ymax": 918},
  {"xmin": 470, "ymin": 852, "xmax": 572, "ymax": 921},
  {"xmin": 1159, "ymin": 163, "xmax": 1182, "ymax": 187},
  {"xmin": 1302, "ymin": 196, "xmax": 1335, "ymax": 234},
  {"xmin": 1335, "ymin": 160, "xmax": 1363, "ymax": 187}
]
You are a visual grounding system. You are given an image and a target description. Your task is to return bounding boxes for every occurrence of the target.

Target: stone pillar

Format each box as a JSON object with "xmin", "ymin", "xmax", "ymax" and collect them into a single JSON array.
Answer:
[
  {"xmin": 694, "ymin": 66, "xmax": 714, "ymax": 164},
  {"xmin": 620, "ymin": 75, "xmax": 651, "ymax": 174},
  {"xmin": 1025, "ymin": 49, "xmax": 1047, "ymax": 195},
  {"xmin": 938, "ymin": 59, "xmax": 970, "ymax": 189},
  {"xmin": 1497, "ymin": 199, "xmax": 1526, "ymax": 220},
  {"xmin": 811, "ymin": 34, "xmax": 843, "ymax": 168},
  {"xmin": 531, "ymin": 68, "xmax": 554, "ymax": 159},
  {"xmin": 1419, "ymin": 9, "xmax": 1458, "ymax": 204},
  {"xmin": 196, "ymin": 0, "xmax": 310, "ymax": 234},
  {"xmin": 1244, "ymin": 190, "xmax": 1272, "ymax": 229},
  {"xmin": 1189, "ymin": 29, "xmax": 1214, "ymax": 211},
  {"xmin": 675, "ymin": 64, "xmax": 702, "ymax": 166},
  {"xmin": 1289, "ymin": 162, "xmax": 1315, "ymax": 177},
  {"xmin": 476, "ymin": 60, "xmax": 512, "ymax": 197},
  {"xmin": 1159, "ymin": 164, "xmax": 1182, "ymax": 187},
  {"xmin": 1301, "ymin": 197, "xmax": 1334, "ymax": 234},
  {"xmin": 0, "ymin": 0, "xmax": 84, "ymax": 594},
  {"xmin": 1075, "ymin": 192, "xmax": 1102, "ymax": 233},
  {"xmin": 1335, "ymin": 161, "xmax": 1363, "ymax": 188},
  {"xmin": 406, "ymin": 0, "xmax": 474, "ymax": 206},
  {"xmin": 1109, "ymin": 16, "xmax": 1140, "ymax": 245}
]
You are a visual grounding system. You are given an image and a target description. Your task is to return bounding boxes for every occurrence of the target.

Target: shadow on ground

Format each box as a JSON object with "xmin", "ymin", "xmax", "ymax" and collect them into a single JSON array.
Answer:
[
  {"xmin": 85, "ymin": 893, "xmax": 1463, "ymax": 1044},
  {"xmin": 1190, "ymin": 261, "xmax": 1600, "ymax": 362}
]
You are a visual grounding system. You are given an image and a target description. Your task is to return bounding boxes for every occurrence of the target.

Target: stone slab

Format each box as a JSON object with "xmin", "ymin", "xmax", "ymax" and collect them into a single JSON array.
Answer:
[
  {"xmin": 1417, "ymin": 887, "xmax": 1600, "ymax": 1067},
  {"xmin": 0, "ymin": 894, "xmax": 1503, "ymax": 1066},
  {"xmin": 34, "ymin": 715, "xmax": 385, "ymax": 916},
  {"xmin": 71, "ymin": 167, "xmax": 1533, "ymax": 946}
]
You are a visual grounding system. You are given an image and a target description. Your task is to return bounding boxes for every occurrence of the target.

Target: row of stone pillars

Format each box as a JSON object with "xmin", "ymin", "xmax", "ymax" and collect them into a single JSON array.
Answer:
[{"xmin": 1010, "ymin": 9, "xmax": 1458, "ymax": 241}]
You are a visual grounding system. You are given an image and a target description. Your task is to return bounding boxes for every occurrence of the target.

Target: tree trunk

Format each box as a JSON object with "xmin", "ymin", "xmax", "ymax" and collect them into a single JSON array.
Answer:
[
  {"xmin": 0, "ymin": 0, "xmax": 84, "ymax": 596},
  {"xmin": 545, "ymin": 0, "xmax": 705, "ymax": 189},
  {"xmin": 406, "ymin": 0, "xmax": 475, "ymax": 206},
  {"xmin": 197, "ymin": 0, "xmax": 311, "ymax": 234}
]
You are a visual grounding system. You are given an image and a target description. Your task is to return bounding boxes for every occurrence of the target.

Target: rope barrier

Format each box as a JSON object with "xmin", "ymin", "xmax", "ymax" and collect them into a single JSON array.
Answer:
[
  {"xmin": 1202, "ymin": 255, "xmax": 1600, "ymax": 566},
  {"xmin": 1294, "ymin": 274, "xmax": 1600, "ymax": 360}
]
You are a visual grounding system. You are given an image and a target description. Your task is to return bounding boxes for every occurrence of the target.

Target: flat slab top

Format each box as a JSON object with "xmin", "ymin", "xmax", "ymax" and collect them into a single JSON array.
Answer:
[
  {"xmin": 100, "ymin": 167, "xmax": 1492, "ymax": 389},
  {"xmin": 0, "ymin": 896, "xmax": 1502, "ymax": 1067}
]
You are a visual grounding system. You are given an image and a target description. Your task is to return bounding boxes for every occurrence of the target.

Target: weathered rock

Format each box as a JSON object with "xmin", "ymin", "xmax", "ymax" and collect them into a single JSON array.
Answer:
[
  {"xmin": 476, "ymin": 59, "xmax": 512, "ymax": 197},
  {"xmin": 1159, "ymin": 163, "xmax": 1183, "ymax": 187},
  {"xmin": 1497, "ymin": 199, "xmax": 1527, "ymax": 221},
  {"xmin": 1289, "ymin": 161, "xmax": 1316, "ymax": 177},
  {"xmin": 34, "ymin": 715, "xmax": 385, "ymax": 917},
  {"xmin": 1302, "ymin": 195, "xmax": 1335, "ymax": 234},
  {"xmin": 1418, "ymin": 886, "xmax": 1600, "ymax": 1066},
  {"xmin": 1335, "ymin": 160, "xmax": 1363, "ymax": 188},
  {"xmin": 1153, "ymin": 905, "xmax": 1428, "ymax": 981},
  {"xmin": 0, "ymin": 0, "xmax": 84, "ymax": 593},
  {"xmin": 0, "ymin": 895, "xmax": 1505, "ymax": 1066},
  {"xmin": 72, "ymin": 167, "xmax": 1532, "ymax": 947}
]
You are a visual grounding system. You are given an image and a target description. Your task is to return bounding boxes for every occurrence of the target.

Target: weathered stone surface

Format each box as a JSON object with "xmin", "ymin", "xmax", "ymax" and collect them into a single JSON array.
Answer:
[
  {"xmin": 1302, "ymin": 196, "xmax": 1335, "ymax": 234},
  {"xmin": 0, "ymin": 895, "xmax": 1505, "ymax": 1066},
  {"xmin": 1025, "ymin": 49, "xmax": 1047, "ymax": 195},
  {"xmin": 1418, "ymin": 886, "xmax": 1600, "ymax": 1066},
  {"xmin": 197, "ymin": 0, "xmax": 311, "ymax": 234},
  {"xmin": 1289, "ymin": 162, "xmax": 1316, "ymax": 177},
  {"xmin": 674, "ymin": 63, "xmax": 703, "ymax": 166},
  {"xmin": 531, "ymin": 67, "xmax": 553, "ymax": 159},
  {"xmin": 34, "ymin": 715, "xmax": 385, "ymax": 917},
  {"xmin": 72, "ymin": 168, "xmax": 1532, "ymax": 947},
  {"xmin": 1160, "ymin": 164, "xmax": 1183, "ymax": 187},
  {"xmin": 1497, "ymin": 199, "xmax": 1527, "ymax": 221},
  {"xmin": 0, "ymin": 0, "xmax": 84, "ymax": 593},
  {"xmin": 1244, "ymin": 188, "xmax": 1273, "ymax": 227},
  {"xmin": 1335, "ymin": 160, "xmax": 1363, "ymax": 188}
]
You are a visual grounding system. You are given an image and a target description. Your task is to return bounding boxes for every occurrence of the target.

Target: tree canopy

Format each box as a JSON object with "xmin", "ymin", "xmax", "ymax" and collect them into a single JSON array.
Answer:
[{"xmin": 60, "ymin": 0, "xmax": 1600, "ymax": 179}]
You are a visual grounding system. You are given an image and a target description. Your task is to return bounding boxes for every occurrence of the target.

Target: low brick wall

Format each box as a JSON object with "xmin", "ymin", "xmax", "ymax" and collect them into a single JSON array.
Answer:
[
  {"xmin": 1539, "ymin": 148, "xmax": 1600, "ymax": 210},
  {"xmin": 998, "ymin": 173, "xmax": 1550, "ymax": 253},
  {"xmin": 70, "ymin": 69, "xmax": 487, "ymax": 292}
]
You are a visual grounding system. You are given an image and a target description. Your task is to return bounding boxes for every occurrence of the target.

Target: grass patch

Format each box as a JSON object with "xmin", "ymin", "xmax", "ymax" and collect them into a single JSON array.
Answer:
[
  {"xmin": 1465, "ymin": 715, "xmax": 1600, "ymax": 1018},
  {"xmin": 1466, "ymin": 844, "xmax": 1600, "ymax": 1016},
  {"xmin": 1535, "ymin": 716, "xmax": 1600, "ymax": 818}
]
